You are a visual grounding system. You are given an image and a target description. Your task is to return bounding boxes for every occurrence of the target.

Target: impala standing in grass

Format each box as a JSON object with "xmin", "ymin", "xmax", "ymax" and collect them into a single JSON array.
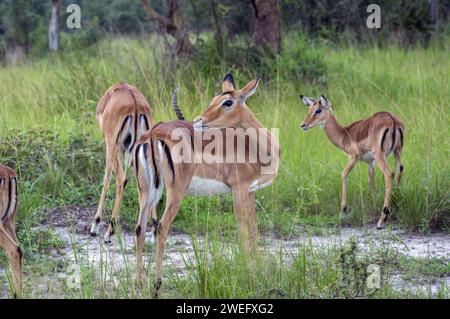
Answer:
[
  {"xmin": 0, "ymin": 164, "xmax": 22, "ymax": 298},
  {"xmin": 89, "ymin": 83, "xmax": 153, "ymax": 243},
  {"xmin": 133, "ymin": 74, "xmax": 280, "ymax": 296},
  {"xmin": 300, "ymin": 95, "xmax": 404, "ymax": 229}
]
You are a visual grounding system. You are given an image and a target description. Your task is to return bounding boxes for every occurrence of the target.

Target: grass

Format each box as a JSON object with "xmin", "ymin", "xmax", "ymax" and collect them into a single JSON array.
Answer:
[{"xmin": 0, "ymin": 32, "xmax": 448, "ymax": 298}]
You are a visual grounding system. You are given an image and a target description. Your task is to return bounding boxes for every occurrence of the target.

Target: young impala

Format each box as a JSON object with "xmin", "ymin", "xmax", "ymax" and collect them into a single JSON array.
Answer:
[
  {"xmin": 0, "ymin": 164, "xmax": 22, "ymax": 298},
  {"xmin": 133, "ymin": 74, "xmax": 280, "ymax": 296},
  {"xmin": 300, "ymin": 95, "xmax": 404, "ymax": 229},
  {"xmin": 90, "ymin": 83, "xmax": 153, "ymax": 243}
]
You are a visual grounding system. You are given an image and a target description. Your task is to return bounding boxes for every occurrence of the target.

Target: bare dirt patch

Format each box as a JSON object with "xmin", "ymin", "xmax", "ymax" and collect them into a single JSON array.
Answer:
[{"xmin": 2, "ymin": 205, "xmax": 448, "ymax": 298}]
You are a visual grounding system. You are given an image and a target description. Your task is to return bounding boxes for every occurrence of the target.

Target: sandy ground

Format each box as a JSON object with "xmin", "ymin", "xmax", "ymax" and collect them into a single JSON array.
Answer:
[{"xmin": 1, "ymin": 205, "xmax": 449, "ymax": 298}]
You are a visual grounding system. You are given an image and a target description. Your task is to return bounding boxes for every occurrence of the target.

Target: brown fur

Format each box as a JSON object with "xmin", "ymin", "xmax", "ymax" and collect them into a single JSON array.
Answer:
[
  {"xmin": 300, "ymin": 96, "xmax": 404, "ymax": 229},
  {"xmin": 134, "ymin": 75, "xmax": 280, "ymax": 296},
  {"xmin": 90, "ymin": 83, "xmax": 153, "ymax": 241},
  {"xmin": 0, "ymin": 164, "xmax": 22, "ymax": 298}
]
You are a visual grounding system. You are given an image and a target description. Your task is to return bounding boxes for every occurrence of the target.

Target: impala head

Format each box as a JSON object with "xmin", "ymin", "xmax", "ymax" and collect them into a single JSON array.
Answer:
[
  {"xmin": 300, "ymin": 95, "xmax": 331, "ymax": 131},
  {"xmin": 193, "ymin": 73, "xmax": 261, "ymax": 131}
]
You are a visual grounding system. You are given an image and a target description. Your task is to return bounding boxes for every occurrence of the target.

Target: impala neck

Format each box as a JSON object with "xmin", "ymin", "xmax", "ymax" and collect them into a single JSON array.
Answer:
[
  {"xmin": 239, "ymin": 107, "xmax": 280, "ymax": 163},
  {"xmin": 323, "ymin": 113, "xmax": 352, "ymax": 154},
  {"xmin": 238, "ymin": 107, "xmax": 264, "ymax": 129}
]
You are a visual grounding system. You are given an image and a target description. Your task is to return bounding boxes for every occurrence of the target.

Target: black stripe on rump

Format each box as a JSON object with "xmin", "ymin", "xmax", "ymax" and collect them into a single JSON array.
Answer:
[
  {"xmin": 140, "ymin": 114, "xmax": 150, "ymax": 131},
  {"xmin": 398, "ymin": 128, "xmax": 404, "ymax": 147},
  {"xmin": 159, "ymin": 140, "xmax": 175, "ymax": 182},
  {"xmin": 134, "ymin": 144, "xmax": 141, "ymax": 189},
  {"xmin": 149, "ymin": 140, "xmax": 160, "ymax": 188},
  {"xmin": 11, "ymin": 177, "xmax": 17, "ymax": 217},
  {"xmin": 381, "ymin": 128, "xmax": 389, "ymax": 151},
  {"xmin": 116, "ymin": 115, "xmax": 132, "ymax": 144},
  {"xmin": 390, "ymin": 126, "xmax": 396, "ymax": 153}
]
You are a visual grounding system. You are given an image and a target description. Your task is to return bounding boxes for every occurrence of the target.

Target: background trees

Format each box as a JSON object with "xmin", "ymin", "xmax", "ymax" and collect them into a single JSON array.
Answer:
[{"xmin": 0, "ymin": 0, "xmax": 447, "ymax": 63}]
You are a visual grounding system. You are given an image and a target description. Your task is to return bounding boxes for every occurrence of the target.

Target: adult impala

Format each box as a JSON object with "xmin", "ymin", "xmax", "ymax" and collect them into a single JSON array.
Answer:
[
  {"xmin": 90, "ymin": 83, "xmax": 153, "ymax": 243},
  {"xmin": 300, "ymin": 95, "xmax": 404, "ymax": 229},
  {"xmin": 0, "ymin": 164, "xmax": 22, "ymax": 298},
  {"xmin": 133, "ymin": 74, "xmax": 280, "ymax": 296}
]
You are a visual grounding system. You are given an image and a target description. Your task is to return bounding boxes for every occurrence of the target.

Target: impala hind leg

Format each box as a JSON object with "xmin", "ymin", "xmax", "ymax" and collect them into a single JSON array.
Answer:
[
  {"xmin": 154, "ymin": 191, "xmax": 183, "ymax": 298},
  {"xmin": 0, "ymin": 225, "xmax": 22, "ymax": 298},
  {"xmin": 340, "ymin": 156, "xmax": 357, "ymax": 213},
  {"xmin": 374, "ymin": 153, "xmax": 393, "ymax": 229},
  {"xmin": 367, "ymin": 160, "xmax": 377, "ymax": 206},
  {"xmin": 105, "ymin": 154, "xmax": 126, "ymax": 243},
  {"xmin": 91, "ymin": 146, "xmax": 115, "ymax": 236},
  {"xmin": 394, "ymin": 149, "xmax": 404, "ymax": 185},
  {"xmin": 135, "ymin": 193, "xmax": 150, "ymax": 286}
]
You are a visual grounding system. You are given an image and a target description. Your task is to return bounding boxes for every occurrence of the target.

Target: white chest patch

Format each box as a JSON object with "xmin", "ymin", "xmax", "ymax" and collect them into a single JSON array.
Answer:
[{"xmin": 186, "ymin": 177, "xmax": 232, "ymax": 196}]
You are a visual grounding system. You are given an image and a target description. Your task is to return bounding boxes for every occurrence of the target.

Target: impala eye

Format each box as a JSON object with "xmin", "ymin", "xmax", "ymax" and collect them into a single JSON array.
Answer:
[
  {"xmin": 315, "ymin": 108, "xmax": 322, "ymax": 115},
  {"xmin": 222, "ymin": 100, "xmax": 233, "ymax": 107}
]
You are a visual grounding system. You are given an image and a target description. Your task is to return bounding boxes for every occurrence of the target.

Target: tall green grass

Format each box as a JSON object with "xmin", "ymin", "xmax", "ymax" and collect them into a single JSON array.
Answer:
[{"xmin": 0, "ymin": 33, "xmax": 448, "ymax": 238}]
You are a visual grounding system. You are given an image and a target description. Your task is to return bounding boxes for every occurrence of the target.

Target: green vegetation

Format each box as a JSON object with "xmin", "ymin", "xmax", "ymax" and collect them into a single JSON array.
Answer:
[{"xmin": 0, "ymin": 32, "xmax": 448, "ymax": 298}]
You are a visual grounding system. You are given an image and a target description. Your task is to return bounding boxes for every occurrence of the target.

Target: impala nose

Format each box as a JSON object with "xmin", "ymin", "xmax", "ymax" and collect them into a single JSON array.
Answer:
[{"xmin": 301, "ymin": 123, "xmax": 307, "ymax": 130}]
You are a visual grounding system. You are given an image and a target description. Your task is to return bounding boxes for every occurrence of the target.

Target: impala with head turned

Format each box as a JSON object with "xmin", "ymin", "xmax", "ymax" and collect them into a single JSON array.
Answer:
[
  {"xmin": 133, "ymin": 73, "xmax": 280, "ymax": 297},
  {"xmin": 89, "ymin": 83, "xmax": 153, "ymax": 243},
  {"xmin": 300, "ymin": 95, "xmax": 404, "ymax": 229},
  {"xmin": 0, "ymin": 164, "xmax": 22, "ymax": 298}
]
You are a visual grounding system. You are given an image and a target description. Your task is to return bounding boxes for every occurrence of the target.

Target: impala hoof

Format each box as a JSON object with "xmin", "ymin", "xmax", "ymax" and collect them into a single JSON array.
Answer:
[
  {"xmin": 104, "ymin": 234, "xmax": 113, "ymax": 244},
  {"xmin": 90, "ymin": 223, "xmax": 99, "ymax": 237}
]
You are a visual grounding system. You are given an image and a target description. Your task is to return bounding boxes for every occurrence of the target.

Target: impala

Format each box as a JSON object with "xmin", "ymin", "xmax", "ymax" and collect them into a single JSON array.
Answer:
[
  {"xmin": 90, "ymin": 83, "xmax": 153, "ymax": 243},
  {"xmin": 300, "ymin": 95, "xmax": 404, "ymax": 229},
  {"xmin": 0, "ymin": 164, "xmax": 22, "ymax": 298},
  {"xmin": 133, "ymin": 74, "xmax": 280, "ymax": 296}
]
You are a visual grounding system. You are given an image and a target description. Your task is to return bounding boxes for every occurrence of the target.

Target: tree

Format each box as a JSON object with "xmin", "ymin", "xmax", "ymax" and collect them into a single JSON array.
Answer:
[
  {"xmin": 140, "ymin": 0, "xmax": 195, "ymax": 58},
  {"xmin": 48, "ymin": 0, "xmax": 61, "ymax": 51},
  {"xmin": 250, "ymin": 0, "xmax": 281, "ymax": 53}
]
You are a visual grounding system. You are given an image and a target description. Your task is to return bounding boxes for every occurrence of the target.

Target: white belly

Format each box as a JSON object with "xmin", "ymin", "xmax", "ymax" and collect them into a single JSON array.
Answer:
[
  {"xmin": 362, "ymin": 151, "xmax": 374, "ymax": 162},
  {"xmin": 249, "ymin": 179, "xmax": 273, "ymax": 192},
  {"xmin": 186, "ymin": 177, "xmax": 232, "ymax": 196}
]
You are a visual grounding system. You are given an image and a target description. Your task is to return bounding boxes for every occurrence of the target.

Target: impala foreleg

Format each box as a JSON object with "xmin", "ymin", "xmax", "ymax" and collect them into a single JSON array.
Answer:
[
  {"xmin": 367, "ymin": 160, "xmax": 376, "ymax": 205},
  {"xmin": 341, "ymin": 157, "xmax": 357, "ymax": 213},
  {"xmin": 375, "ymin": 153, "xmax": 392, "ymax": 229},
  {"xmin": 247, "ymin": 192, "xmax": 259, "ymax": 248},
  {"xmin": 232, "ymin": 186, "xmax": 258, "ymax": 251}
]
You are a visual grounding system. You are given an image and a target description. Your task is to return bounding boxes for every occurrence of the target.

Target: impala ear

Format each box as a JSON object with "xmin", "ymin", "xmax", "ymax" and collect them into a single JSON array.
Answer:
[
  {"xmin": 222, "ymin": 73, "xmax": 235, "ymax": 92},
  {"xmin": 320, "ymin": 95, "xmax": 330, "ymax": 109},
  {"xmin": 240, "ymin": 76, "xmax": 261, "ymax": 102},
  {"xmin": 300, "ymin": 95, "xmax": 314, "ymax": 107}
]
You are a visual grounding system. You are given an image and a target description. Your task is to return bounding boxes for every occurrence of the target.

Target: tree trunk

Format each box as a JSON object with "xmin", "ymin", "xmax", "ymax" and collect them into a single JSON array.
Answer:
[
  {"xmin": 250, "ymin": 0, "xmax": 281, "ymax": 53},
  {"xmin": 168, "ymin": 0, "xmax": 195, "ymax": 57},
  {"xmin": 210, "ymin": 0, "xmax": 224, "ymax": 55},
  {"xmin": 49, "ymin": 0, "xmax": 61, "ymax": 51},
  {"xmin": 429, "ymin": 0, "xmax": 439, "ymax": 31},
  {"xmin": 141, "ymin": 0, "xmax": 195, "ymax": 58}
]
